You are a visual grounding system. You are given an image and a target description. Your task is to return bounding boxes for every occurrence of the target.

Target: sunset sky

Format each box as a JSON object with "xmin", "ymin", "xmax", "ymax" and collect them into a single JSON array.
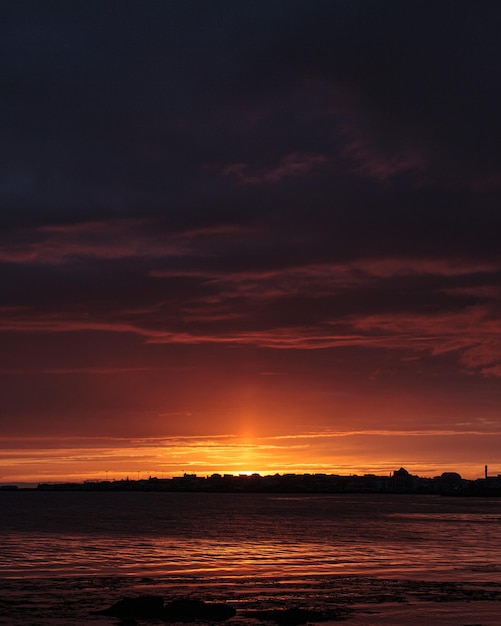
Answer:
[{"xmin": 2, "ymin": 1, "xmax": 501, "ymax": 483}]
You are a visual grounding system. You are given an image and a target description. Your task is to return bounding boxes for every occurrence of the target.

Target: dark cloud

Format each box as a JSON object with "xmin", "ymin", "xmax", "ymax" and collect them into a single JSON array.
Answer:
[{"xmin": 3, "ymin": 1, "xmax": 499, "ymax": 224}]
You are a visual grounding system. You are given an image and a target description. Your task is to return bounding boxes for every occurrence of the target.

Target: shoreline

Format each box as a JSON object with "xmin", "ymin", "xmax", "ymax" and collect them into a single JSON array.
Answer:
[{"xmin": 2, "ymin": 573, "xmax": 501, "ymax": 625}]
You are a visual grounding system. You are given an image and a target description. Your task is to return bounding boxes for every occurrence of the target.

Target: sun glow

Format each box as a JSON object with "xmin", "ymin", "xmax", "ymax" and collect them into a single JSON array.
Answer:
[{"xmin": 1, "ymin": 428, "xmax": 496, "ymax": 485}]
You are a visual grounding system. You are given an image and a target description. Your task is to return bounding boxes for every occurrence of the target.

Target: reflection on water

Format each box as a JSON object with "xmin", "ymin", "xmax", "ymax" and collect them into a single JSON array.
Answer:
[{"xmin": 2, "ymin": 492, "xmax": 501, "ymax": 581}]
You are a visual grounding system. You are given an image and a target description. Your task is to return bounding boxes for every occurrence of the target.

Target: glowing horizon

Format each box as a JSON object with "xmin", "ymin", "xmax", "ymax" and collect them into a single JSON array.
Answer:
[{"xmin": 2, "ymin": 430, "xmax": 497, "ymax": 484}]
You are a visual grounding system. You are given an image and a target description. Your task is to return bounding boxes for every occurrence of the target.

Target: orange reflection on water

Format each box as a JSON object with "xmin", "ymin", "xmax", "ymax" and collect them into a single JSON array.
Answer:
[{"xmin": 3, "ymin": 493, "xmax": 501, "ymax": 584}]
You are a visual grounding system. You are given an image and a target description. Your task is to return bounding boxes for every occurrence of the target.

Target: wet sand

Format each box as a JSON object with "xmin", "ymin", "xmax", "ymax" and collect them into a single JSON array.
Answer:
[
  {"xmin": 346, "ymin": 601, "xmax": 501, "ymax": 625},
  {"xmin": 2, "ymin": 575, "xmax": 501, "ymax": 625}
]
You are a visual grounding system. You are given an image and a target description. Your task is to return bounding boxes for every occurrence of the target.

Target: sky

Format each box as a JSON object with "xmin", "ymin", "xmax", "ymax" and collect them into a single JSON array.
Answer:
[{"xmin": 2, "ymin": 1, "xmax": 501, "ymax": 483}]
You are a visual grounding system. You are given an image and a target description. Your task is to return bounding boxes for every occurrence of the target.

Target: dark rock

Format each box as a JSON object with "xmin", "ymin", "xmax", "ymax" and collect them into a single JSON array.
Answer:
[
  {"xmin": 163, "ymin": 598, "xmax": 236, "ymax": 622},
  {"xmin": 243, "ymin": 608, "xmax": 328, "ymax": 625},
  {"xmin": 97, "ymin": 595, "xmax": 235, "ymax": 622},
  {"xmin": 97, "ymin": 595, "xmax": 164, "ymax": 618},
  {"xmin": 117, "ymin": 620, "xmax": 139, "ymax": 626}
]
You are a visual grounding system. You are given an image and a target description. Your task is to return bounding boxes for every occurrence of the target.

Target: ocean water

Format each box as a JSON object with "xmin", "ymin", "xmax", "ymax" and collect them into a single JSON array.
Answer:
[{"xmin": 1, "ymin": 492, "xmax": 501, "ymax": 624}]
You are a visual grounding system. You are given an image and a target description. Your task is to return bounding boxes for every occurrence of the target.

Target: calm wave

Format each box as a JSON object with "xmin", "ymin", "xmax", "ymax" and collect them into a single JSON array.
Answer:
[
  {"xmin": 2, "ymin": 491, "xmax": 501, "ymax": 580},
  {"xmin": 2, "ymin": 492, "xmax": 501, "ymax": 624}
]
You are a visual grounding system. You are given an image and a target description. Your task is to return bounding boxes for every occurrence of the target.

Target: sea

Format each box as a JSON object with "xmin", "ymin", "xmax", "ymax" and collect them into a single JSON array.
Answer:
[{"xmin": 2, "ymin": 491, "xmax": 501, "ymax": 625}]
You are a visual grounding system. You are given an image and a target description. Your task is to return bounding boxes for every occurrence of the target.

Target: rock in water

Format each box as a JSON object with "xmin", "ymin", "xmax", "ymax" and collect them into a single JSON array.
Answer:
[
  {"xmin": 97, "ymin": 595, "xmax": 164, "ymax": 618},
  {"xmin": 163, "ymin": 598, "xmax": 236, "ymax": 622},
  {"xmin": 97, "ymin": 595, "xmax": 235, "ymax": 622}
]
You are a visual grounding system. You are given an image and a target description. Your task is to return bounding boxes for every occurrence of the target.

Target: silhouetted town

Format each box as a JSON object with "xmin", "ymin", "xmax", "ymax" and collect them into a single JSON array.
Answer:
[{"xmin": 6, "ymin": 465, "xmax": 499, "ymax": 496}]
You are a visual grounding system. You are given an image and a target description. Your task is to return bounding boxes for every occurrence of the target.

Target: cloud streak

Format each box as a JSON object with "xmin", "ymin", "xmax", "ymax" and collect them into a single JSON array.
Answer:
[
  {"xmin": 221, "ymin": 152, "xmax": 329, "ymax": 184},
  {"xmin": 1, "ymin": 299, "xmax": 501, "ymax": 377}
]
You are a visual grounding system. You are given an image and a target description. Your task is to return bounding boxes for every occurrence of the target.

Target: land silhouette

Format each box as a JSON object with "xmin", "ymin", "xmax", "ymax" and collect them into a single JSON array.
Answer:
[{"xmin": 23, "ymin": 466, "xmax": 501, "ymax": 496}]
